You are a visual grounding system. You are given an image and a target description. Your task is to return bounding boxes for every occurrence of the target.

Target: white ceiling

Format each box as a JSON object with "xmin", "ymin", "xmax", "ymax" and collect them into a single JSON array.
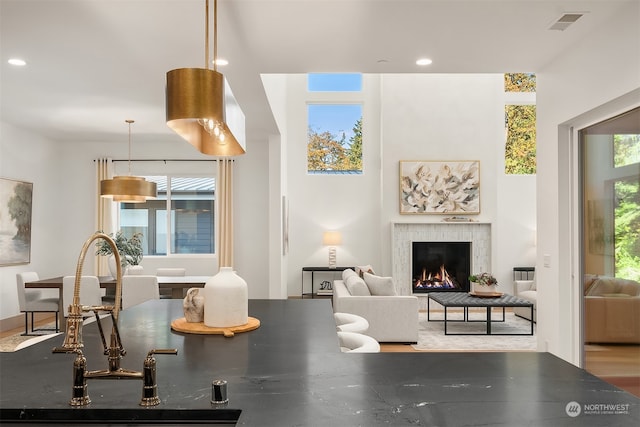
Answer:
[{"xmin": 0, "ymin": 0, "xmax": 633, "ymax": 146}]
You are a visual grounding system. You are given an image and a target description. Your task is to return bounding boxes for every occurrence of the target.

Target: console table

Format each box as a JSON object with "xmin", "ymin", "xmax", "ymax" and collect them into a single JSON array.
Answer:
[{"xmin": 301, "ymin": 266, "xmax": 353, "ymax": 298}]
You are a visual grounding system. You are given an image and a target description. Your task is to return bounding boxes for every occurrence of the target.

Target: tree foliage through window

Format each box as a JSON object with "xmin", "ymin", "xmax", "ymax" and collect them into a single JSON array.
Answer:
[{"xmin": 307, "ymin": 114, "xmax": 362, "ymax": 173}]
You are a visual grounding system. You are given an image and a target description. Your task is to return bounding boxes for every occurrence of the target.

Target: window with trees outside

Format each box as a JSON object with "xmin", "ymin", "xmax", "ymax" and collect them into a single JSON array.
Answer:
[
  {"xmin": 307, "ymin": 73, "xmax": 363, "ymax": 174},
  {"xmin": 504, "ymin": 73, "xmax": 536, "ymax": 174},
  {"xmin": 119, "ymin": 176, "xmax": 215, "ymax": 256}
]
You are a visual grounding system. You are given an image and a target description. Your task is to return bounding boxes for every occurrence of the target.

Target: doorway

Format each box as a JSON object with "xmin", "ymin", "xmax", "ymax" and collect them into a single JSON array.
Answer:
[{"xmin": 580, "ymin": 107, "xmax": 640, "ymax": 397}]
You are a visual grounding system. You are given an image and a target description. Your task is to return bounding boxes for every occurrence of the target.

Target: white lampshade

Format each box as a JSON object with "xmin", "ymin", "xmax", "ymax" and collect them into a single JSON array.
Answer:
[{"xmin": 322, "ymin": 231, "xmax": 342, "ymax": 246}]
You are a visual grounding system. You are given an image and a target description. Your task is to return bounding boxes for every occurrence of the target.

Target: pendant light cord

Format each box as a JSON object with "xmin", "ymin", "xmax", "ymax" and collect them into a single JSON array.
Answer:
[
  {"xmin": 126, "ymin": 119, "xmax": 134, "ymax": 175},
  {"xmin": 205, "ymin": 0, "xmax": 209, "ymax": 70},
  {"xmin": 214, "ymin": 0, "xmax": 218, "ymax": 72},
  {"xmin": 204, "ymin": 0, "xmax": 218, "ymax": 72}
]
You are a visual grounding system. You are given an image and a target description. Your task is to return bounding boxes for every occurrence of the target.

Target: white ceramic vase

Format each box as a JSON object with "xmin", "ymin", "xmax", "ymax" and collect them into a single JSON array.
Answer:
[{"xmin": 204, "ymin": 267, "xmax": 248, "ymax": 328}]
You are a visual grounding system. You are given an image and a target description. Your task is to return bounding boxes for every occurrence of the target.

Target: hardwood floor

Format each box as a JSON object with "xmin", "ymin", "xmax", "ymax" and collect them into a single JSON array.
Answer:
[{"xmin": 3, "ymin": 315, "xmax": 638, "ymax": 398}]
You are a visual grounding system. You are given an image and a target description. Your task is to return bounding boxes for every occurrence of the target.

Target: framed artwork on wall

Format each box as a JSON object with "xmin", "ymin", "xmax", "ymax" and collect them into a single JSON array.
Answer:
[
  {"xmin": 0, "ymin": 178, "xmax": 33, "ymax": 265},
  {"xmin": 399, "ymin": 160, "xmax": 480, "ymax": 214}
]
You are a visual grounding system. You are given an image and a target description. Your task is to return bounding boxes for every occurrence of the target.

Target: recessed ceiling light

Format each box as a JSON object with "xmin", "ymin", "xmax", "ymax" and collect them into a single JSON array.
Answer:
[
  {"xmin": 8, "ymin": 58, "xmax": 26, "ymax": 66},
  {"xmin": 213, "ymin": 58, "xmax": 228, "ymax": 66},
  {"xmin": 416, "ymin": 58, "xmax": 433, "ymax": 66}
]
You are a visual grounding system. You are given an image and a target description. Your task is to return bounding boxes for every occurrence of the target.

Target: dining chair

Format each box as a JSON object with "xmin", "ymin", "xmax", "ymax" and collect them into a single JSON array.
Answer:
[
  {"xmin": 61, "ymin": 276, "xmax": 102, "ymax": 318},
  {"xmin": 156, "ymin": 268, "xmax": 186, "ymax": 298},
  {"xmin": 16, "ymin": 272, "xmax": 60, "ymax": 336},
  {"xmin": 156, "ymin": 268, "xmax": 186, "ymax": 276},
  {"xmin": 121, "ymin": 275, "xmax": 160, "ymax": 310}
]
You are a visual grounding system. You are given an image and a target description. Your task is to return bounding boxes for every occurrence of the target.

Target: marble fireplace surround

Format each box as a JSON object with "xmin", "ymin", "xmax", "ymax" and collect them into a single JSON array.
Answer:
[{"xmin": 392, "ymin": 222, "xmax": 492, "ymax": 298}]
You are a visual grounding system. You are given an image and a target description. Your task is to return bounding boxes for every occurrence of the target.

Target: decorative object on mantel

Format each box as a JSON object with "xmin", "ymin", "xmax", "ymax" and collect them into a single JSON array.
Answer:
[
  {"xmin": 469, "ymin": 272, "xmax": 502, "ymax": 296},
  {"xmin": 166, "ymin": 0, "xmax": 245, "ymax": 156},
  {"xmin": 399, "ymin": 160, "xmax": 480, "ymax": 214},
  {"xmin": 100, "ymin": 120, "xmax": 157, "ymax": 203},
  {"xmin": 442, "ymin": 216, "xmax": 478, "ymax": 223},
  {"xmin": 183, "ymin": 288, "xmax": 205, "ymax": 323}
]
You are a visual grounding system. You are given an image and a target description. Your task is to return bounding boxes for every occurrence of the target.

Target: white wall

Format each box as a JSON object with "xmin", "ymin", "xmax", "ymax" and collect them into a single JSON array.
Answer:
[
  {"xmin": 536, "ymin": 1, "xmax": 640, "ymax": 364},
  {"xmin": 0, "ymin": 123, "xmax": 64, "ymax": 321}
]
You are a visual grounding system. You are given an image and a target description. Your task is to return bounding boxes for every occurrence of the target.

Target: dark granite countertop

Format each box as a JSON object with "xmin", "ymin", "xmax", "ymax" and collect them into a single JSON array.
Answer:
[{"xmin": 1, "ymin": 299, "xmax": 638, "ymax": 426}]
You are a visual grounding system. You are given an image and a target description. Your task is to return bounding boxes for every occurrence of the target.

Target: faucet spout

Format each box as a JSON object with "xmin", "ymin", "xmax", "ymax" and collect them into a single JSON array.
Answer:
[{"xmin": 55, "ymin": 232, "xmax": 123, "ymax": 353}]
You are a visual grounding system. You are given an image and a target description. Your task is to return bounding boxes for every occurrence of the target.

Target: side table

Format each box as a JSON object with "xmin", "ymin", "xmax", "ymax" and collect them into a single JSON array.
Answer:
[{"xmin": 301, "ymin": 266, "xmax": 353, "ymax": 298}]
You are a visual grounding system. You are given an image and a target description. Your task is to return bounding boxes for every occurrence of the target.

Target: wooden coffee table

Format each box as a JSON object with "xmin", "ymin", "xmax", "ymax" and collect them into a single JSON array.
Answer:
[{"xmin": 427, "ymin": 292, "xmax": 534, "ymax": 335}]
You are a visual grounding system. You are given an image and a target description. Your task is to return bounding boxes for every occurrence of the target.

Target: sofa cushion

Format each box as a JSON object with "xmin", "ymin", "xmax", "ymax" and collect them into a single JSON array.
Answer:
[
  {"xmin": 518, "ymin": 290, "xmax": 537, "ymax": 303},
  {"xmin": 355, "ymin": 265, "xmax": 376, "ymax": 278},
  {"xmin": 344, "ymin": 274, "xmax": 371, "ymax": 296},
  {"xmin": 342, "ymin": 268, "xmax": 358, "ymax": 281},
  {"xmin": 363, "ymin": 272, "xmax": 397, "ymax": 296},
  {"xmin": 586, "ymin": 277, "xmax": 640, "ymax": 297}
]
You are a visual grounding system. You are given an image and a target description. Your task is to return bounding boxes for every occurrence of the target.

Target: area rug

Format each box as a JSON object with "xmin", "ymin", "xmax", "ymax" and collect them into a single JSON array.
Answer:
[
  {"xmin": 0, "ymin": 331, "xmax": 58, "ymax": 352},
  {"xmin": 412, "ymin": 310, "xmax": 537, "ymax": 351}
]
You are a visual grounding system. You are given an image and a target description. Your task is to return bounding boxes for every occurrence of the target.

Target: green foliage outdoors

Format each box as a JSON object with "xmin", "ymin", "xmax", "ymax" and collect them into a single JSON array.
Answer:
[
  {"xmin": 505, "ymin": 105, "xmax": 536, "ymax": 174},
  {"xmin": 614, "ymin": 176, "xmax": 640, "ymax": 281},
  {"xmin": 7, "ymin": 182, "xmax": 32, "ymax": 242},
  {"xmin": 308, "ymin": 118, "xmax": 363, "ymax": 172},
  {"xmin": 614, "ymin": 134, "xmax": 640, "ymax": 167},
  {"xmin": 504, "ymin": 73, "xmax": 536, "ymax": 92}
]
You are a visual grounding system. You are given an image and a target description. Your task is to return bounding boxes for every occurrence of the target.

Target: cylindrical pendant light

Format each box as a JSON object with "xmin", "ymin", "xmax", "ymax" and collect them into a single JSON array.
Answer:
[
  {"xmin": 166, "ymin": 0, "xmax": 245, "ymax": 156},
  {"xmin": 100, "ymin": 120, "xmax": 157, "ymax": 203}
]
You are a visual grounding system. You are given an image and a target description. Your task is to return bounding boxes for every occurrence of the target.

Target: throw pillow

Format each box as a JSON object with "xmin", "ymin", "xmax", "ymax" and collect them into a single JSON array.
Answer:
[
  {"xmin": 363, "ymin": 272, "xmax": 397, "ymax": 296},
  {"xmin": 342, "ymin": 268, "xmax": 357, "ymax": 281},
  {"xmin": 345, "ymin": 275, "xmax": 371, "ymax": 296},
  {"xmin": 355, "ymin": 265, "xmax": 375, "ymax": 278}
]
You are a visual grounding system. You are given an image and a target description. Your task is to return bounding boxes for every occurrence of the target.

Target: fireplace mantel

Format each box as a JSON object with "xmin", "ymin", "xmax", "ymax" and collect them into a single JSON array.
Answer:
[{"xmin": 391, "ymin": 222, "xmax": 491, "ymax": 297}]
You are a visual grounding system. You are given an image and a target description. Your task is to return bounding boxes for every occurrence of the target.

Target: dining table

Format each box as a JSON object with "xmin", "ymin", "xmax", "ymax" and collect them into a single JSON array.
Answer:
[{"xmin": 25, "ymin": 275, "xmax": 211, "ymax": 331}]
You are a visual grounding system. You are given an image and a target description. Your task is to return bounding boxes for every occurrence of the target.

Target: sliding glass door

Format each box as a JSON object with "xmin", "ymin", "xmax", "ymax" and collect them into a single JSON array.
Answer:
[{"xmin": 580, "ymin": 107, "xmax": 640, "ymax": 392}]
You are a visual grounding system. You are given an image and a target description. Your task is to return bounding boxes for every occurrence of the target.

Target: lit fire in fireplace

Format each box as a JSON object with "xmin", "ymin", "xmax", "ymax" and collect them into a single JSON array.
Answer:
[{"xmin": 414, "ymin": 264, "xmax": 458, "ymax": 289}]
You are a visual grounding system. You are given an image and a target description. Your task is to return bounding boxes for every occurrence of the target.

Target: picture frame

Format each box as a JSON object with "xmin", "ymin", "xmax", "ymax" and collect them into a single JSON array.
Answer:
[
  {"xmin": 399, "ymin": 160, "xmax": 480, "ymax": 214},
  {"xmin": 0, "ymin": 178, "xmax": 33, "ymax": 266}
]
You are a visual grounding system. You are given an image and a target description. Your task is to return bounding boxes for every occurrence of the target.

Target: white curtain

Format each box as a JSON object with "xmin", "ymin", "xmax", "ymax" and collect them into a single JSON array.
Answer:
[
  {"xmin": 217, "ymin": 159, "xmax": 234, "ymax": 267},
  {"xmin": 95, "ymin": 158, "xmax": 114, "ymax": 276}
]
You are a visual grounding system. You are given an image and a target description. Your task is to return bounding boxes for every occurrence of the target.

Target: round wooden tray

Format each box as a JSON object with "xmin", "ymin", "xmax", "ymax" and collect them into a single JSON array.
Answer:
[
  {"xmin": 171, "ymin": 316, "xmax": 260, "ymax": 337},
  {"xmin": 468, "ymin": 291, "xmax": 503, "ymax": 298}
]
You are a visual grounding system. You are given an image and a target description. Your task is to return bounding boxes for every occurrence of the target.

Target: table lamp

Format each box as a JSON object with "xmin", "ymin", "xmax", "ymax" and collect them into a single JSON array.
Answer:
[{"xmin": 322, "ymin": 231, "xmax": 342, "ymax": 269}]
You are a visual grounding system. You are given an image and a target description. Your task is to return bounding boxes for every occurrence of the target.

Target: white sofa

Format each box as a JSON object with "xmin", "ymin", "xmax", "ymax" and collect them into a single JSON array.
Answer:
[{"xmin": 332, "ymin": 269, "xmax": 418, "ymax": 343}]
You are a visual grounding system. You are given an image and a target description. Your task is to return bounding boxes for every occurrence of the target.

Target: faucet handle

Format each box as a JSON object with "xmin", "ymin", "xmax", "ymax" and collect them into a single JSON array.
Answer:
[{"xmin": 140, "ymin": 349, "xmax": 178, "ymax": 406}]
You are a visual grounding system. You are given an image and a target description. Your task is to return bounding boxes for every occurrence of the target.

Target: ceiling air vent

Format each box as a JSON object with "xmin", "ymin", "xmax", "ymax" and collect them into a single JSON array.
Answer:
[{"xmin": 549, "ymin": 13, "xmax": 584, "ymax": 31}]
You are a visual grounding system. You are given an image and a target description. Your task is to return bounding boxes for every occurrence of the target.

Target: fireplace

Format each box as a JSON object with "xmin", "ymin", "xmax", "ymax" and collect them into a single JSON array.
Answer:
[{"xmin": 411, "ymin": 241, "xmax": 471, "ymax": 293}]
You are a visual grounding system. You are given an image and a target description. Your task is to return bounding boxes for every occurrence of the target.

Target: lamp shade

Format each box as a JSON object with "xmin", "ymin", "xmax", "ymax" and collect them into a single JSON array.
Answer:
[
  {"xmin": 101, "ymin": 176, "xmax": 157, "ymax": 204},
  {"xmin": 166, "ymin": 69, "xmax": 245, "ymax": 157},
  {"xmin": 322, "ymin": 231, "xmax": 342, "ymax": 246}
]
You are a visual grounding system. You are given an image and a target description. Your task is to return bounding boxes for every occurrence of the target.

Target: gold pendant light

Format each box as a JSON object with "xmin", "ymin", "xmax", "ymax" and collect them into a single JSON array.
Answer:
[
  {"xmin": 100, "ymin": 120, "xmax": 157, "ymax": 203},
  {"xmin": 166, "ymin": 0, "xmax": 245, "ymax": 156}
]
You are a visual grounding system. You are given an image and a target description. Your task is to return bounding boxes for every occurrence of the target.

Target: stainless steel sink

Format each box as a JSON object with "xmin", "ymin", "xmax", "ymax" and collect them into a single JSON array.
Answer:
[{"xmin": 0, "ymin": 408, "xmax": 240, "ymax": 425}]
